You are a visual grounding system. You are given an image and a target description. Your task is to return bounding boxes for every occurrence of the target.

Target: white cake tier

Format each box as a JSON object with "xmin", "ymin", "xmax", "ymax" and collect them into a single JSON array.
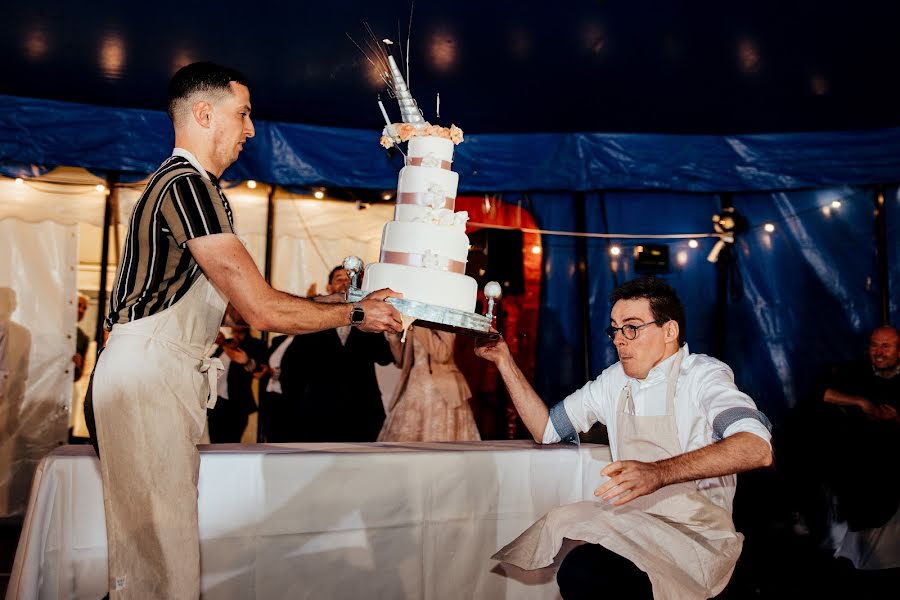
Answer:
[
  {"xmin": 407, "ymin": 136, "xmax": 455, "ymax": 166},
  {"xmin": 394, "ymin": 166, "xmax": 459, "ymax": 222},
  {"xmin": 381, "ymin": 221, "xmax": 470, "ymax": 263},
  {"xmin": 363, "ymin": 262, "xmax": 478, "ymax": 313}
]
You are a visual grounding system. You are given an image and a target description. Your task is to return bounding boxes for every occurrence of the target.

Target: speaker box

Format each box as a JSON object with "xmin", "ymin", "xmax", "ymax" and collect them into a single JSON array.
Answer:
[
  {"xmin": 466, "ymin": 229, "xmax": 525, "ymax": 296},
  {"xmin": 633, "ymin": 243, "xmax": 669, "ymax": 274}
]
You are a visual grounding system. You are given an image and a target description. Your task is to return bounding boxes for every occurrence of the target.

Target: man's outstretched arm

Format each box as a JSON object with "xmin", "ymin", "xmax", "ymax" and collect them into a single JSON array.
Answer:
[
  {"xmin": 187, "ymin": 233, "xmax": 403, "ymax": 334},
  {"xmin": 475, "ymin": 335, "xmax": 549, "ymax": 441},
  {"xmin": 595, "ymin": 432, "xmax": 773, "ymax": 506}
]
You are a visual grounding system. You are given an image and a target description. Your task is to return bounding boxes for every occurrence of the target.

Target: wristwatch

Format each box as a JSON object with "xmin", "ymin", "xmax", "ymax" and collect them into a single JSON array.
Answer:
[{"xmin": 350, "ymin": 302, "xmax": 365, "ymax": 327}]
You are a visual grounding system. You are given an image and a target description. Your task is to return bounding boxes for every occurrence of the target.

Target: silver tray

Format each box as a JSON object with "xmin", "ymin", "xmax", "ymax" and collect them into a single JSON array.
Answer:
[{"xmin": 347, "ymin": 288, "xmax": 499, "ymax": 340}]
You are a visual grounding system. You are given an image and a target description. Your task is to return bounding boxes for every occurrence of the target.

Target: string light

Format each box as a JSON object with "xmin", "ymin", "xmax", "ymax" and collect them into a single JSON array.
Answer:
[
  {"xmin": 382, "ymin": 192, "xmax": 393, "ymax": 200},
  {"xmin": 688, "ymin": 239, "xmax": 699, "ymax": 248},
  {"xmin": 14, "ymin": 178, "xmax": 23, "ymax": 185},
  {"xmin": 831, "ymin": 200, "xmax": 841, "ymax": 209},
  {"xmin": 676, "ymin": 250, "xmax": 688, "ymax": 266},
  {"xmin": 609, "ymin": 245, "xmax": 621, "ymax": 256},
  {"xmin": 95, "ymin": 184, "xmax": 106, "ymax": 193},
  {"xmin": 313, "ymin": 189, "xmax": 325, "ymax": 199},
  {"xmin": 764, "ymin": 223, "xmax": 775, "ymax": 233},
  {"xmin": 247, "ymin": 180, "xmax": 257, "ymax": 189},
  {"xmin": 531, "ymin": 245, "xmax": 542, "ymax": 255}
]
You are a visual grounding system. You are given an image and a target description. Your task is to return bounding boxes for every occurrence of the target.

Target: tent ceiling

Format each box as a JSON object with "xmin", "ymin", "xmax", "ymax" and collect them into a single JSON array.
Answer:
[{"xmin": 3, "ymin": 1, "xmax": 900, "ymax": 135}]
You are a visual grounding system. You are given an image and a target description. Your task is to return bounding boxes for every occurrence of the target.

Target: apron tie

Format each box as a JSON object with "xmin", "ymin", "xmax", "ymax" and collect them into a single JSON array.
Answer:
[{"xmin": 200, "ymin": 356, "xmax": 225, "ymax": 409}]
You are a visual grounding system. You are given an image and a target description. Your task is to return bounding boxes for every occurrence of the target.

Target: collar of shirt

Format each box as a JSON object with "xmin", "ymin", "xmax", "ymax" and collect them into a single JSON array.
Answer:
[
  {"xmin": 627, "ymin": 344, "xmax": 687, "ymax": 391},
  {"xmin": 172, "ymin": 148, "xmax": 211, "ymax": 181},
  {"xmin": 873, "ymin": 362, "xmax": 900, "ymax": 379}
]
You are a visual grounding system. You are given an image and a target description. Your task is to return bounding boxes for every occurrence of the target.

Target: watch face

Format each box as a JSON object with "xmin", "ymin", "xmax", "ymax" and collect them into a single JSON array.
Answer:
[{"xmin": 351, "ymin": 307, "xmax": 365, "ymax": 325}]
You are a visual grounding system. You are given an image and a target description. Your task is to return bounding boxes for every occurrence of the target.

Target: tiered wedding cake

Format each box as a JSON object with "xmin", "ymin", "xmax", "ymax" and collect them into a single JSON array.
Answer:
[{"xmin": 361, "ymin": 58, "xmax": 478, "ymax": 313}]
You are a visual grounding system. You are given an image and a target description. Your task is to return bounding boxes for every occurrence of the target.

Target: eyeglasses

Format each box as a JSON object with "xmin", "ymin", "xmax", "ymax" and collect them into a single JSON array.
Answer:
[{"xmin": 605, "ymin": 321, "xmax": 663, "ymax": 342}]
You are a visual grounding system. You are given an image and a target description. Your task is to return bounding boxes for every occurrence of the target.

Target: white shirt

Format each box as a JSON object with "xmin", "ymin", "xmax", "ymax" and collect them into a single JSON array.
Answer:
[
  {"xmin": 216, "ymin": 350, "xmax": 232, "ymax": 400},
  {"xmin": 265, "ymin": 335, "xmax": 295, "ymax": 394},
  {"xmin": 543, "ymin": 345, "xmax": 772, "ymax": 498}
]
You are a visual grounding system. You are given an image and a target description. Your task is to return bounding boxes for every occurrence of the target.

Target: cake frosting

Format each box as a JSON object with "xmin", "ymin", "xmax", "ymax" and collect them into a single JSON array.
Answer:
[{"xmin": 363, "ymin": 128, "xmax": 477, "ymax": 312}]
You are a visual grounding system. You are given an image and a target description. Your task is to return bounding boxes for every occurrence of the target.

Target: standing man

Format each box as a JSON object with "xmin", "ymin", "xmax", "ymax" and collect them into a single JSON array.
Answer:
[
  {"xmin": 285, "ymin": 265, "xmax": 396, "ymax": 442},
  {"xmin": 476, "ymin": 277, "xmax": 773, "ymax": 599},
  {"xmin": 88, "ymin": 62, "xmax": 402, "ymax": 599}
]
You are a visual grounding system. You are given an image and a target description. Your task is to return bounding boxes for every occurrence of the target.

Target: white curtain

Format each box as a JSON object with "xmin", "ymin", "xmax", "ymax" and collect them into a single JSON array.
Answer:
[
  {"xmin": 0, "ymin": 217, "xmax": 77, "ymax": 516},
  {"xmin": 273, "ymin": 199, "xmax": 393, "ymax": 295}
]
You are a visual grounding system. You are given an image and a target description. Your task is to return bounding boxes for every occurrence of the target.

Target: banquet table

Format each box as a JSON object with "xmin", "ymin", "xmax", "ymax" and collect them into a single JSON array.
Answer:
[{"xmin": 7, "ymin": 441, "xmax": 612, "ymax": 600}]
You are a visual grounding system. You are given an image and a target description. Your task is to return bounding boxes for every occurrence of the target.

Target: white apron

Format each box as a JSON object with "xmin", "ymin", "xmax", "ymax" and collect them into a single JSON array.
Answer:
[
  {"xmin": 91, "ymin": 272, "xmax": 226, "ymax": 599},
  {"xmin": 493, "ymin": 350, "xmax": 743, "ymax": 599}
]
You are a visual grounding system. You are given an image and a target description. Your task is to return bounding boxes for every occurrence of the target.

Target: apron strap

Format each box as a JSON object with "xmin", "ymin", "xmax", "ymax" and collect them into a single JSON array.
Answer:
[{"xmin": 200, "ymin": 356, "xmax": 225, "ymax": 409}]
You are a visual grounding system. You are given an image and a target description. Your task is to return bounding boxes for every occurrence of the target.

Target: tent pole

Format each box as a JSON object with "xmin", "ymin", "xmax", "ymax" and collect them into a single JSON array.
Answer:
[
  {"xmin": 575, "ymin": 192, "xmax": 592, "ymax": 381},
  {"xmin": 94, "ymin": 173, "xmax": 117, "ymax": 347},
  {"xmin": 874, "ymin": 185, "xmax": 890, "ymax": 325},
  {"xmin": 713, "ymin": 193, "xmax": 732, "ymax": 360},
  {"xmin": 264, "ymin": 184, "xmax": 276, "ymax": 286}
]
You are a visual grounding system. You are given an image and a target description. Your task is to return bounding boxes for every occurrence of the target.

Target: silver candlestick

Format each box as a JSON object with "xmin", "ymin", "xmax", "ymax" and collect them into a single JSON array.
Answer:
[
  {"xmin": 342, "ymin": 256, "xmax": 364, "ymax": 292},
  {"xmin": 484, "ymin": 281, "xmax": 502, "ymax": 322}
]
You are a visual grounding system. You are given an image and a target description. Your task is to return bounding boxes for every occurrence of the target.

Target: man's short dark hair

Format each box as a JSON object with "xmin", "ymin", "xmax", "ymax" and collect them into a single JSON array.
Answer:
[
  {"xmin": 167, "ymin": 62, "xmax": 249, "ymax": 123},
  {"xmin": 329, "ymin": 265, "xmax": 347, "ymax": 284},
  {"xmin": 610, "ymin": 277, "xmax": 686, "ymax": 346}
]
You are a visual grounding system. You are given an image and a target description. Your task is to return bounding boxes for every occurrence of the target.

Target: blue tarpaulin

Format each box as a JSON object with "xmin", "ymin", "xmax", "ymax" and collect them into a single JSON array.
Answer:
[{"xmin": 1, "ymin": 93, "xmax": 897, "ymax": 425}]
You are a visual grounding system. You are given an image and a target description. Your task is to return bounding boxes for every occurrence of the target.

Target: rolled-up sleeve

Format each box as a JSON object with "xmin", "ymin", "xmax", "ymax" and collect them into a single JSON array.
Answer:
[
  {"xmin": 701, "ymin": 367, "xmax": 773, "ymax": 447},
  {"xmin": 541, "ymin": 374, "xmax": 608, "ymax": 444}
]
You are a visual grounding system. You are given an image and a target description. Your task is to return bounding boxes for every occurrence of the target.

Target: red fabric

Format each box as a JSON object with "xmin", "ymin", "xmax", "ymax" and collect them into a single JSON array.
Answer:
[{"xmin": 453, "ymin": 196, "xmax": 541, "ymax": 439}]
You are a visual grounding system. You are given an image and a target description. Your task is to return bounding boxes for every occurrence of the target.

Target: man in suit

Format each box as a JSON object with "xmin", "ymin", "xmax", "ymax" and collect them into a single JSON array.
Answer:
[
  {"xmin": 260, "ymin": 266, "xmax": 396, "ymax": 442},
  {"xmin": 207, "ymin": 326, "xmax": 267, "ymax": 443}
]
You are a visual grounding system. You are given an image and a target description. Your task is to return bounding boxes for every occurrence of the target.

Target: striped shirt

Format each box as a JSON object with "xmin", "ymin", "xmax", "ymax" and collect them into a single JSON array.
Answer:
[{"xmin": 105, "ymin": 151, "xmax": 233, "ymax": 330}]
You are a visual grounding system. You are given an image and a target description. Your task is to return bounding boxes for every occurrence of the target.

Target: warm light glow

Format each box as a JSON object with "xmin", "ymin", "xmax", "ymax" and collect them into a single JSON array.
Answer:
[
  {"xmin": 382, "ymin": 192, "xmax": 393, "ymax": 201},
  {"xmin": 737, "ymin": 37, "xmax": 761, "ymax": 74},
  {"xmin": 831, "ymin": 200, "xmax": 841, "ymax": 209},
  {"xmin": 822, "ymin": 206, "xmax": 832, "ymax": 217},
  {"xmin": 99, "ymin": 34, "xmax": 126, "ymax": 79},
  {"xmin": 676, "ymin": 250, "xmax": 689, "ymax": 266},
  {"xmin": 247, "ymin": 180, "xmax": 257, "ymax": 189},
  {"xmin": 313, "ymin": 190, "xmax": 325, "ymax": 199},
  {"xmin": 14, "ymin": 178, "xmax": 23, "ymax": 185},
  {"xmin": 429, "ymin": 28, "xmax": 458, "ymax": 72},
  {"xmin": 688, "ymin": 239, "xmax": 699, "ymax": 249},
  {"xmin": 531, "ymin": 245, "xmax": 542, "ymax": 255},
  {"xmin": 610, "ymin": 246, "xmax": 621, "ymax": 256},
  {"xmin": 95, "ymin": 184, "xmax": 106, "ymax": 193},
  {"xmin": 635, "ymin": 245, "xmax": 644, "ymax": 253},
  {"xmin": 25, "ymin": 28, "xmax": 48, "ymax": 60},
  {"xmin": 764, "ymin": 223, "xmax": 775, "ymax": 233}
]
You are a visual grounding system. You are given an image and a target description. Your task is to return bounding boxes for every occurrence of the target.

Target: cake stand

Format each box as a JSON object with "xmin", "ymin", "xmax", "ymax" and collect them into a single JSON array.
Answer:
[{"xmin": 342, "ymin": 256, "xmax": 501, "ymax": 341}]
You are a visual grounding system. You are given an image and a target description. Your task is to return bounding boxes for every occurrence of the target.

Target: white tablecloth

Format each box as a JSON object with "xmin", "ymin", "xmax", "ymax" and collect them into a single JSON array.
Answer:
[{"xmin": 7, "ymin": 441, "xmax": 612, "ymax": 600}]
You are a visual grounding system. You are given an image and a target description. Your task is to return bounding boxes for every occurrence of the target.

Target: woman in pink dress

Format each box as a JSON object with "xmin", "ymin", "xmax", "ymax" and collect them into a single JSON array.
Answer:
[{"xmin": 378, "ymin": 326, "xmax": 480, "ymax": 441}]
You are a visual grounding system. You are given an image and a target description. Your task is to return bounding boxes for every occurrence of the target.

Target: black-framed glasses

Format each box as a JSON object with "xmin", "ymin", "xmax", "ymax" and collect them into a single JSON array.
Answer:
[{"xmin": 605, "ymin": 321, "xmax": 663, "ymax": 342}]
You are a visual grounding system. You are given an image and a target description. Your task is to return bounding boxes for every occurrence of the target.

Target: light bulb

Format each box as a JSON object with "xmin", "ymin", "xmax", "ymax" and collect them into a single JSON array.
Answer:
[{"xmin": 688, "ymin": 239, "xmax": 699, "ymax": 249}]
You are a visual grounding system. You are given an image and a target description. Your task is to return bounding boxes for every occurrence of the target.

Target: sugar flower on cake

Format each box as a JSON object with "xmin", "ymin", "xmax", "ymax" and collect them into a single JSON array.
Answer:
[
  {"xmin": 425, "ymin": 183, "xmax": 447, "ymax": 209},
  {"xmin": 422, "ymin": 249, "xmax": 450, "ymax": 271},
  {"xmin": 449, "ymin": 125, "xmax": 464, "ymax": 145}
]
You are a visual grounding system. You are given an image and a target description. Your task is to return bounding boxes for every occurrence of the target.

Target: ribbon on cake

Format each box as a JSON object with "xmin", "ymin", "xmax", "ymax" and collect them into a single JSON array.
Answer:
[
  {"xmin": 398, "ymin": 192, "xmax": 454, "ymax": 210},
  {"xmin": 406, "ymin": 156, "xmax": 452, "ymax": 170},
  {"xmin": 381, "ymin": 249, "xmax": 466, "ymax": 274}
]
